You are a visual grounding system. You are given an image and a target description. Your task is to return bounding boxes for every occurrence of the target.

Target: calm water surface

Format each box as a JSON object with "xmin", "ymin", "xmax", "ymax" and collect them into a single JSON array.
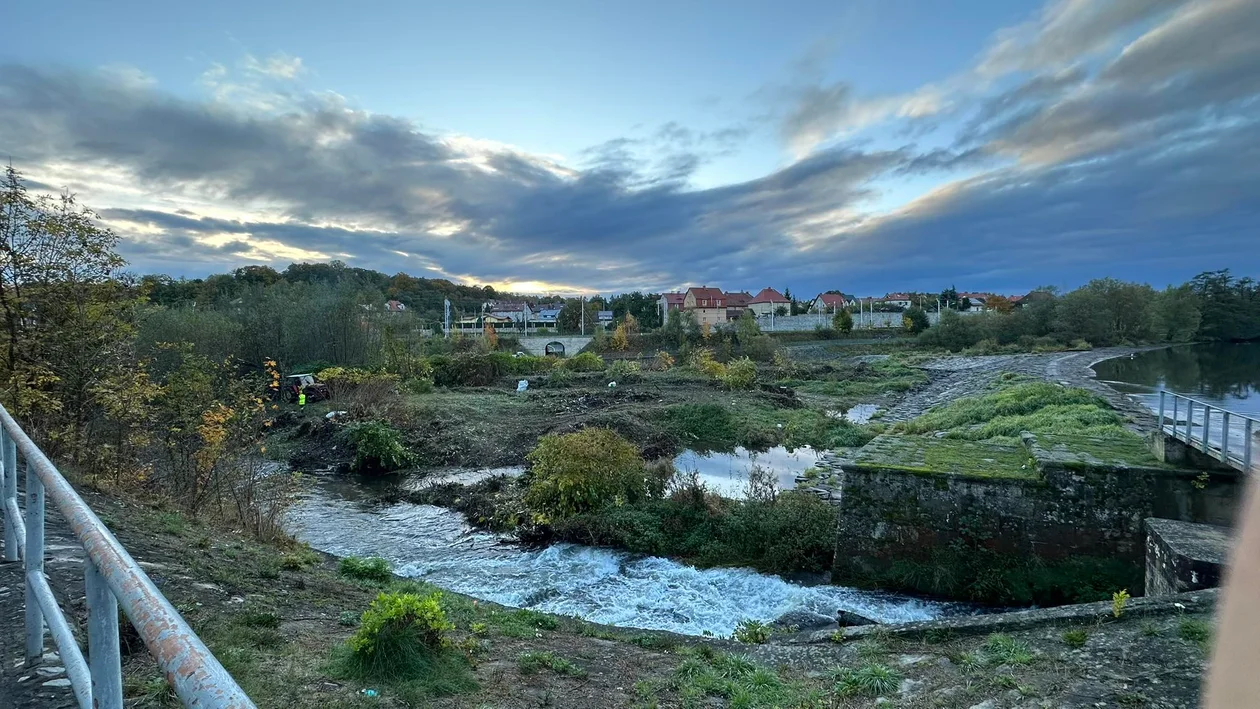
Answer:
[{"xmin": 1092, "ymin": 342, "xmax": 1260, "ymax": 419}]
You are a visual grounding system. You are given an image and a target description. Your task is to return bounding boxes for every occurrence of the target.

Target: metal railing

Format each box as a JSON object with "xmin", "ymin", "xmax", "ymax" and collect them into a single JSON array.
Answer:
[
  {"xmin": 0, "ymin": 404, "xmax": 255, "ymax": 708},
  {"xmin": 1159, "ymin": 390, "xmax": 1257, "ymax": 473}
]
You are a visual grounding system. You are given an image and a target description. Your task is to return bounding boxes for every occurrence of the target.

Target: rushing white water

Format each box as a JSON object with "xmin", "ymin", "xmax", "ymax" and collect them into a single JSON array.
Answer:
[{"xmin": 285, "ymin": 474, "xmax": 960, "ymax": 637}]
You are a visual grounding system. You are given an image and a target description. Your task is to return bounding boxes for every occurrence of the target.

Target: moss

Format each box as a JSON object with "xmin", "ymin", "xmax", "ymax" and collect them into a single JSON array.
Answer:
[
  {"xmin": 896, "ymin": 380, "xmax": 1128, "ymax": 441},
  {"xmin": 851, "ymin": 435, "xmax": 1038, "ymax": 480},
  {"xmin": 1033, "ymin": 432, "xmax": 1181, "ymax": 470}
]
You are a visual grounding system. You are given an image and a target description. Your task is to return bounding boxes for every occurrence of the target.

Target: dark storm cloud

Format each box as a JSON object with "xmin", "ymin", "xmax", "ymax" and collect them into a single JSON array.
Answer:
[{"xmin": 2, "ymin": 0, "xmax": 1258, "ymax": 296}]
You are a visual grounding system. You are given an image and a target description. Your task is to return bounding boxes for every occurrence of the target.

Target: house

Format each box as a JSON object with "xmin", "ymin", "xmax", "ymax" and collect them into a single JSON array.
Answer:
[
  {"xmin": 810, "ymin": 293, "xmax": 854, "ymax": 313},
  {"xmin": 533, "ymin": 308, "xmax": 562, "ymax": 329},
  {"xmin": 658, "ymin": 292, "xmax": 686, "ymax": 323},
  {"xmin": 683, "ymin": 287, "xmax": 730, "ymax": 328},
  {"xmin": 880, "ymin": 293, "xmax": 914, "ymax": 309},
  {"xmin": 959, "ymin": 292, "xmax": 994, "ymax": 310},
  {"xmin": 385, "ymin": 300, "xmax": 407, "ymax": 314},
  {"xmin": 748, "ymin": 288, "xmax": 790, "ymax": 317}
]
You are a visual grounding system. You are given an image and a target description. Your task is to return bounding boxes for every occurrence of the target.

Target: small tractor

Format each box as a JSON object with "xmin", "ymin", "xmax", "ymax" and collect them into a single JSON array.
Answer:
[{"xmin": 282, "ymin": 373, "xmax": 330, "ymax": 403}]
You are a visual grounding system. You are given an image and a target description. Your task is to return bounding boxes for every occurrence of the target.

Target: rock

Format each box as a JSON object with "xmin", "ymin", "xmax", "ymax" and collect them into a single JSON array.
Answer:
[
  {"xmin": 896, "ymin": 653, "xmax": 933, "ymax": 667},
  {"xmin": 43, "ymin": 678, "xmax": 72, "ymax": 688},
  {"xmin": 772, "ymin": 609, "xmax": 835, "ymax": 630},
  {"xmin": 34, "ymin": 666, "xmax": 64, "ymax": 677},
  {"xmin": 899, "ymin": 678, "xmax": 924, "ymax": 697},
  {"xmin": 874, "ymin": 698, "xmax": 893, "ymax": 707},
  {"xmin": 968, "ymin": 700, "xmax": 998, "ymax": 709},
  {"xmin": 837, "ymin": 609, "xmax": 878, "ymax": 627}
]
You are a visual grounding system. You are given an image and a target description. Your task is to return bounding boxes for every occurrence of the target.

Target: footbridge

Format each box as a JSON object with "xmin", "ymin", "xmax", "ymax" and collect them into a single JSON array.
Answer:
[{"xmin": 1158, "ymin": 391, "xmax": 1258, "ymax": 473}]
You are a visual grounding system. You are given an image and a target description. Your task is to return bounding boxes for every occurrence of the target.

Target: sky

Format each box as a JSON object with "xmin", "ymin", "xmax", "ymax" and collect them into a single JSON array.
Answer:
[{"xmin": 2, "ymin": 0, "xmax": 1258, "ymax": 297}]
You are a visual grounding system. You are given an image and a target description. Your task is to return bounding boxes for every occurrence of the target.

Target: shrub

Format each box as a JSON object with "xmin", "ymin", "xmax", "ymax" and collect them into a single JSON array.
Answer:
[
  {"xmin": 317, "ymin": 367, "xmax": 401, "ymax": 400},
  {"xmin": 833, "ymin": 309, "xmax": 853, "ymax": 333},
  {"xmin": 525, "ymin": 428, "xmax": 650, "ymax": 520},
  {"xmin": 983, "ymin": 634, "xmax": 1034, "ymax": 665},
  {"xmin": 732, "ymin": 619, "xmax": 772, "ymax": 644},
  {"xmin": 564, "ymin": 351, "xmax": 606, "ymax": 372},
  {"xmin": 330, "ymin": 590, "xmax": 477, "ymax": 698},
  {"xmin": 688, "ymin": 348, "xmax": 726, "ymax": 378},
  {"xmin": 344, "ymin": 421, "xmax": 413, "ymax": 473},
  {"xmin": 742, "ymin": 335, "xmax": 777, "ymax": 362},
  {"xmin": 339, "ymin": 556, "xmax": 393, "ymax": 583},
  {"xmin": 1112, "ymin": 589, "xmax": 1130, "ymax": 617},
  {"xmin": 608, "ymin": 359, "xmax": 641, "ymax": 379},
  {"xmin": 652, "ymin": 350, "xmax": 675, "ymax": 371},
  {"xmin": 720, "ymin": 357, "xmax": 757, "ymax": 390}
]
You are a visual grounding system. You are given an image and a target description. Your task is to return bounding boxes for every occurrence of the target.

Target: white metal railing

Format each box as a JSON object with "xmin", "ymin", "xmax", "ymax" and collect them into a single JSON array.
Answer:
[
  {"xmin": 0, "ymin": 403, "xmax": 255, "ymax": 708},
  {"xmin": 1159, "ymin": 390, "xmax": 1257, "ymax": 473}
]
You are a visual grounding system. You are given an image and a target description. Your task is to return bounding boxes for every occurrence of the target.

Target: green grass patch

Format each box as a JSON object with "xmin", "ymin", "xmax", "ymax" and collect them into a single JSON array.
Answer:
[
  {"xmin": 516, "ymin": 651, "xmax": 587, "ymax": 677},
  {"xmin": 660, "ymin": 650, "xmax": 820, "ymax": 707},
  {"xmin": 337, "ymin": 556, "xmax": 393, "ymax": 583},
  {"xmin": 831, "ymin": 663, "xmax": 903, "ymax": 697},
  {"xmin": 659, "ymin": 401, "xmax": 872, "ymax": 452},
  {"xmin": 777, "ymin": 358, "xmax": 928, "ymax": 400},
  {"xmin": 983, "ymin": 634, "xmax": 1036, "ymax": 665},
  {"xmin": 1178, "ymin": 617, "xmax": 1212, "ymax": 649},
  {"xmin": 896, "ymin": 380, "xmax": 1128, "ymax": 441},
  {"xmin": 1061, "ymin": 629, "xmax": 1088, "ymax": 648}
]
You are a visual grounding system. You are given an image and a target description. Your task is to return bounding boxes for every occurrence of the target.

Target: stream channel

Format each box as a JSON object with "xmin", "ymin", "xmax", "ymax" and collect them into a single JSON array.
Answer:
[{"xmin": 284, "ymin": 449, "xmax": 966, "ymax": 637}]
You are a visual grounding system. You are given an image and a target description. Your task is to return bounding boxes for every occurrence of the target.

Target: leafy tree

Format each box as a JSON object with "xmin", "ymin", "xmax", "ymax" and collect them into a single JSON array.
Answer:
[
  {"xmin": 735, "ymin": 310, "xmax": 761, "ymax": 341},
  {"xmin": 557, "ymin": 298, "xmax": 600, "ymax": 334},
  {"xmin": 833, "ymin": 309, "xmax": 853, "ymax": 333},
  {"xmin": 902, "ymin": 307, "xmax": 930, "ymax": 334},
  {"xmin": 774, "ymin": 305, "xmax": 788, "ymax": 317},
  {"xmin": 939, "ymin": 286, "xmax": 960, "ymax": 310},
  {"xmin": 985, "ymin": 295, "xmax": 1015, "ymax": 314}
]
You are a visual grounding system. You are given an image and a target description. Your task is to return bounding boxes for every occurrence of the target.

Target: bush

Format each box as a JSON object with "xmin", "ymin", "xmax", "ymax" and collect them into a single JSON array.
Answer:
[
  {"xmin": 732, "ymin": 619, "xmax": 772, "ymax": 644},
  {"xmin": 719, "ymin": 357, "xmax": 757, "ymax": 390},
  {"xmin": 607, "ymin": 359, "xmax": 641, "ymax": 379},
  {"xmin": 339, "ymin": 556, "xmax": 393, "ymax": 583},
  {"xmin": 652, "ymin": 350, "xmax": 675, "ymax": 371},
  {"xmin": 525, "ymin": 428, "xmax": 650, "ymax": 520},
  {"xmin": 330, "ymin": 590, "xmax": 476, "ymax": 698},
  {"xmin": 741, "ymin": 335, "xmax": 777, "ymax": 362},
  {"xmin": 344, "ymin": 421, "xmax": 413, "ymax": 473},
  {"xmin": 563, "ymin": 351, "xmax": 606, "ymax": 372},
  {"xmin": 317, "ymin": 367, "xmax": 401, "ymax": 400}
]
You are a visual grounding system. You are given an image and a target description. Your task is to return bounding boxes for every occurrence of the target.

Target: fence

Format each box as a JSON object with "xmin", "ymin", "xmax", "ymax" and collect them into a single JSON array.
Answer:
[
  {"xmin": 1158, "ymin": 390, "xmax": 1256, "ymax": 473},
  {"xmin": 0, "ymin": 403, "xmax": 255, "ymax": 708}
]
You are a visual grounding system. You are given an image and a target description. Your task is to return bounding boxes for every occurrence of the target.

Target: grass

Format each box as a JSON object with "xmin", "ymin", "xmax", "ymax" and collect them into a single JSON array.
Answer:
[
  {"xmin": 983, "ymin": 634, "xmax": 1036, "ymax": 666},
  {"xmin": 1061, "ymin": 629, "xmax": 1088, "ymax": 648},
  {"xmin": 895, "ymin": 380, "xmax": 1130, "ymax": 442},
  {"xmin": 777, "ymin": 359, "xmax": 928, "ymax": 399},
  {"xmin": 157, "ymin": 511, "xmax": 187, "ymax": 535},
  {"xmin": 517, "ymin": 651, "xmax": 588, "ymax": 677},
  {"xmin": 337, "ymin": 556, "xmax": 393, "ymax": 583},
  {"xmin": 1178, "ymin": 617, "xmax": 1212, "ymax": 652},
  {"xmin": 652, "ymin": 650, "xmax": 821, "ymax": 708},
  {"xmin": 831, "ymin": 663, "xmax": 903, "ymax": 697},
  {"xmin": 658, "ymin": 401, "xmax": 872, "ymax": 452}
]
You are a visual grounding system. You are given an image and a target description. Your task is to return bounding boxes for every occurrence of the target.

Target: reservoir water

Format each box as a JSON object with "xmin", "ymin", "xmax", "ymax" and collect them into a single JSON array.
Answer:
[{"xmin": 1093, "ymin": 342, "xmax": 1260, "ymax": 419}]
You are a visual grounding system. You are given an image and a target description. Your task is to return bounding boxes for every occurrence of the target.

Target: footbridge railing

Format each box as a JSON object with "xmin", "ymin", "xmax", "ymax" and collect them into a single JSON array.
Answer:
[
  {"xmin": 1159, "ymin": 390, "xmax": 1257, "ymax": 473},
  {"xmin": 0, "ymin": 403, "xmax": 255, "ymax": 708}
]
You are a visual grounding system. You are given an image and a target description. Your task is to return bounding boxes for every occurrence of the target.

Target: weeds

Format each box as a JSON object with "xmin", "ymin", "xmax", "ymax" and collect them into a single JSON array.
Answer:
[
  {"xmin": 1178, "ymin": 617, "xmax": 1212, "ymax": 651},
  {"xmin": 732, "ymin": 619, "xmax": 772, "ymax": 644},
  {"xmin": 831, "ymin": 663, "xmax": 903, "ymax": 697},
  {"xmin": 984, "ymin": 634, "xmax": 1036, "ymax": 665},
  {"xmin": 517, "ymin": 651, "xmax": 588, "ymax": 677},
  {"xmin": 1061, "ymin": 629, "xmax": 1088, "ymax": 648},
  {"xmin": 338, "ymin": 556, "xmax": 393, "ymax": 583},
  {"xmin": 1112, "ymin": 589, "xmax": 1130, "ymax": 618}
]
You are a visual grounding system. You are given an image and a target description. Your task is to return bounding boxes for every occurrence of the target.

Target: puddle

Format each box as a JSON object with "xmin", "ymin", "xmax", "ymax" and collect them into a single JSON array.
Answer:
[{"xmin": 672, "ymin": 447, "xmax": 823, "ymax": 498}]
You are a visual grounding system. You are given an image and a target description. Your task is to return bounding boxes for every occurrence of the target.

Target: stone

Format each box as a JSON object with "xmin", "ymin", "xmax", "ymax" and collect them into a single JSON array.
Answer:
[
  {"xmin": 42, "ymin": 678, "xmax": 72, "ymax": 688},
  {"xmin": 35, "ymin": 666, "xmax": 65, "ymax": 676},
  {"xmin": 874, "ymin": 698, "xmax": 893, "ymax": 707},
  {"xmin": 772, "ymin": 609, "xmax": 835, "ymax": 630},
  {"xmin": 899, "ymin": 678, "xmax": 924, "ymax": 697},
  {"xmin": 837, "ymin": 609, "xmax": 878, "ymax": 627},
  {"xmin": 967, "ymin": 700, "xmax": 998, "ymax": 709}
]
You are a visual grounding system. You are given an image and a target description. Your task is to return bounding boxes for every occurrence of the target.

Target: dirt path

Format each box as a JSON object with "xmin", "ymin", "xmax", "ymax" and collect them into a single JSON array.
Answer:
[{"xmin": 881, "ymin": 347, "xmax": 1162, "ymax": 430}]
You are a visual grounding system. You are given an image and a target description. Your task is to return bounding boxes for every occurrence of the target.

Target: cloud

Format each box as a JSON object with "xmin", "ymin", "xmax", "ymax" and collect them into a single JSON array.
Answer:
[
  {"xmin": 1, "ymin": 0, "xmax": 1258, "ymax": 297},
  {"xmin": 243, "ymin": 52, "xmax": 305, "ymax": 80}
]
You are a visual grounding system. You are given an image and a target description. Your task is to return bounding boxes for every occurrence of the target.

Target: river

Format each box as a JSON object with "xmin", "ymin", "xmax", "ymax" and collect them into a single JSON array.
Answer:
[
  {"xmin": 283, "ymin": 469, "xmax": 961, "ymax": 637},
  {"xmin": 1092, "ymin": 342, "xmax": 1260, "ymax": 420}
]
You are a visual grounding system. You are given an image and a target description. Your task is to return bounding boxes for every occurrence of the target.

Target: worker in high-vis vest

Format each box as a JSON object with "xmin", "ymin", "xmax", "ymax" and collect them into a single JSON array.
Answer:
[{"xmin": 298, "ymin": 391, "xmax": 307, "ymax": 408}]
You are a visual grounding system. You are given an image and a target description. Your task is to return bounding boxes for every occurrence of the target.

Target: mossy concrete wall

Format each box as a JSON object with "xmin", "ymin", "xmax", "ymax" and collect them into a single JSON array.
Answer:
[
  {"xmin": 1144, "ymin": 518, "xmax": 1231, "ymax": 596},
  {"xmin": 825, "ymin": 434, "xmax": 1242, "ymax": 592}
]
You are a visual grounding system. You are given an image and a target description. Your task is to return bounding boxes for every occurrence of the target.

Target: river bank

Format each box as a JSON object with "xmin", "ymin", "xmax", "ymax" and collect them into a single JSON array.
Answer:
[{"xmin": 6, "ymin": 486, "xmax": 1215, "ymax": 708}]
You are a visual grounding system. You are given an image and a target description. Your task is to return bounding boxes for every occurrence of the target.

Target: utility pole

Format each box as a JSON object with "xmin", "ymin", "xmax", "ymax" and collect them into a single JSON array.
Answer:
[
  {"xmin": 580, "ymin": 296, "xmax": 585, "ymax": 335},
  {"xmin": 444, "ymin": 298, "xmax": 451, "ymax": 338},
  {"xmin": 523, "ymin": 303, "xmax": 529, "ymax": 336}
]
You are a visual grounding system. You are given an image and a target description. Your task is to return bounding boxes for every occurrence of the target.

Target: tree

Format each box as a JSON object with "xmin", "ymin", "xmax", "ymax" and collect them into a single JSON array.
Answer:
[
  {"xmin": 902, "ymin": 306, "xmax": 930, "ymax": 334},
  {"xmin": 774, "ymin": 305, "xmax": 788, "ymax": 317},
  {"xmin": 985, "ymin": 295, "xmax": 1015, "ymax": 314},
  {"xmin": 735, "ymin": 310, "xmax": 761, "ymax": 341},
  {"xmin": 1150, "ymin": 285, "xmax": 1202, "ymax": 342},
  {"xmin": 557, "ymin": 298, "xmax": 599, "ymax": 334},
  {"xmin": 940, "ymin": 286, "xmax": 960, "ymax": 310},
  {"xmin": 833, "ymin": 309, "xmax": 853, "ymax": 333},
  {"xmin": 0, "ymin": 166, "xmax": 141, "ymax": 462}
]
